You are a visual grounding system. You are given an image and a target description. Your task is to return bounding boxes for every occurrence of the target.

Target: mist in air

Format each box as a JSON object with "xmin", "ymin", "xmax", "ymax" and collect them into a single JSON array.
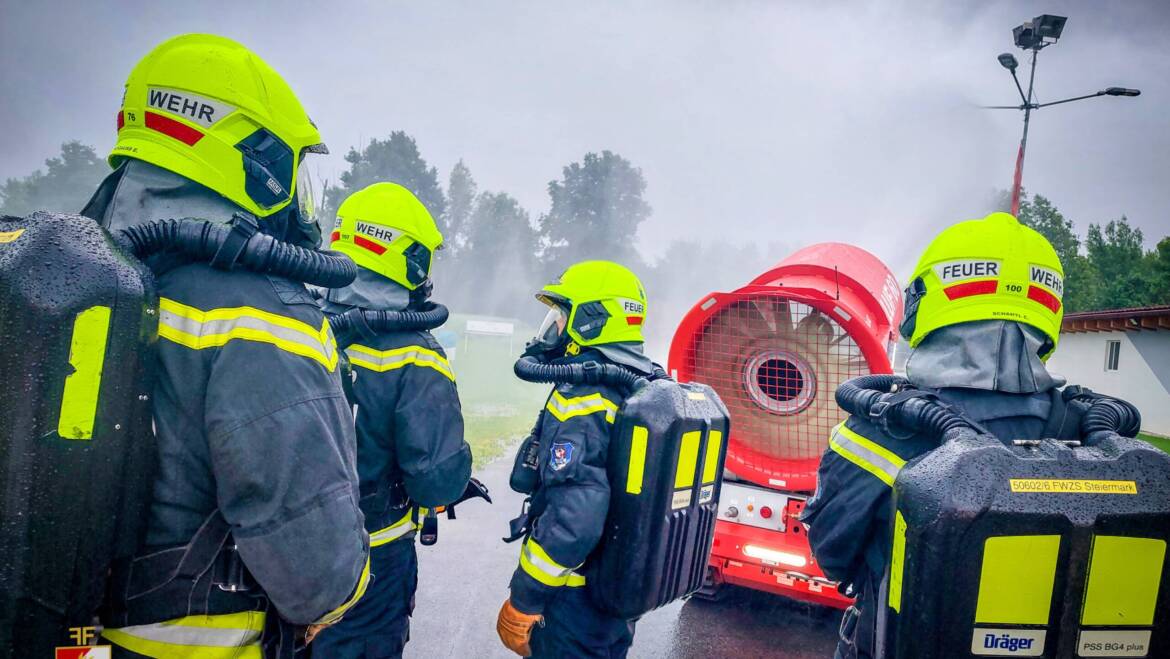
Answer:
[{"xmin": 2, "ymin": 0, "xmax": 1167, "ymax": 357}]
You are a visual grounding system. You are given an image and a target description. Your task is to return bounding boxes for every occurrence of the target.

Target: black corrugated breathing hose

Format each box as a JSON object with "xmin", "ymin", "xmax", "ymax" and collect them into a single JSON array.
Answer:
[
  {"xmin": 514, "ymin": 355, "xmax": 649, "ymax": 394},
  {"xmin": 328, "ymin": 302, "xmax": 449, "ymax": 347},
  {"xmin": 116, "ymin": 217, "xmax": 356, "ymax": 288}
]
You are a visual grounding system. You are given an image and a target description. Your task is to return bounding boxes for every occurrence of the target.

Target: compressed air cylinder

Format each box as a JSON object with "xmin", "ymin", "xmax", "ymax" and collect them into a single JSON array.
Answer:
[
  {"xmin": 586, "ymin": 379, "xmax": 730, "ymax": 619},
  {"xmin": 884, "ymin": 434, "xmax": 1170, "ymax": 658},
  {"xmin": 0, "ymin": 212, "xmax": 157, "ymax": 657}
]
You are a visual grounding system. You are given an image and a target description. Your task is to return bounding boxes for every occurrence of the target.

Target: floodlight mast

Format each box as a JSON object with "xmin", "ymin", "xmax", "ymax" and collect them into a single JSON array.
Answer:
[{"xmin": 982, "ymin": 15, "xmax": 1140, "ymax": 216}]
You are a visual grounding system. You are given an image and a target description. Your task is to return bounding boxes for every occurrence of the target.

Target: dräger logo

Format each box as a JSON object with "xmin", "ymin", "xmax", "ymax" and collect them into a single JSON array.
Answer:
[{"xmin": 971, "ymin": 628, "xmax": 1045, "ymax": 656}]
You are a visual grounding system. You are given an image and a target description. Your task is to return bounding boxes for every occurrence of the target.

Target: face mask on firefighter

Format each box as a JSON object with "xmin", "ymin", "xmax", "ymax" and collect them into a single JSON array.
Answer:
[{"xmin": 530, "ymin": 303, "xmax": 569, "ymax": 354}]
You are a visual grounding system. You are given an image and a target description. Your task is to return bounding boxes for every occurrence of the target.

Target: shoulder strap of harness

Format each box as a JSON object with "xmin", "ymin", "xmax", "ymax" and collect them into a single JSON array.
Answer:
[{"xmin": 1041, "ymin": 385, "xmax": 1102, "ymax": 441}]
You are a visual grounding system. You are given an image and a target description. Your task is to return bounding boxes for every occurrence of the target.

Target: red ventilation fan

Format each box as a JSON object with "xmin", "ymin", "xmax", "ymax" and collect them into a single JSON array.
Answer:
[{"xmin": 668, "ymin": 242, "xmax": 902, "ymax": 606}]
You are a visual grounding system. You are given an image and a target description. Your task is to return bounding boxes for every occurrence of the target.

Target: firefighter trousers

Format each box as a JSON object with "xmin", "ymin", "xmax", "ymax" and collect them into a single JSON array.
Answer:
[
  {"xmin": 529, "ymin": 587, "xmax": 636, "ymax": 659},
  {"xmin": 310, "ymin": 538, "xmax": 418, "ymax": 659}
]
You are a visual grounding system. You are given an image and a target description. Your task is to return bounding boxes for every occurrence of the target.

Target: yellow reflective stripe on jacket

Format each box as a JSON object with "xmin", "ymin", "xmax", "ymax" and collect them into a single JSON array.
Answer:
[
  {"xmin": 829, "ymin": 422, "xmax": 906, "ymax": 487},
  {"xmin": 57, "ymin": 305, "xmax": 112, "ymax": 440},
  {"xmin": 370, "ymin": 510, "xmax": 416, "ymax": 547},
  {"xmin": 314, "ymin": 555, "xmax": 372, "ymax": 625},
  {"xmin": 545, "ymin": 390, "xmax": 618, "ymax": 424},
  {"xmin": 346, "ymin": 344, "xmax": 454, "ymax": 381},
  {"xmin": 102, "ymin": 611, "xmax": 264, "ymax": 658},
  {"xmin": 519, "ymin": 537, "xmax": 586, "ymax": 588},
  {"xmin": 158, "ymin": 298, "xmax": 338, "ymax": 371}
]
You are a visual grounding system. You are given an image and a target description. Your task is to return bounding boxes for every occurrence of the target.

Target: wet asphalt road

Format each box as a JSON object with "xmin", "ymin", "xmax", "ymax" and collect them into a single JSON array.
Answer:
[{"xmin": 405, "ymin": 452, "xmax": 840, "ymax": 659}]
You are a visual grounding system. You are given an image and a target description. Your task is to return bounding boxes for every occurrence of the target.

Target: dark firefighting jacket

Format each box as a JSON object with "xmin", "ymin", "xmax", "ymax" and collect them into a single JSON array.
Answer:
[
  {"xmin": 335, "ymin": 324, "xmax": 473, "ymax": 544},
  {"xmin": 507, "ymin": 348, "xmax": 656, "ymax": 616},
  {"xmin": 84, "ymin": 162, "xmax": 369, "ymax": 655}
]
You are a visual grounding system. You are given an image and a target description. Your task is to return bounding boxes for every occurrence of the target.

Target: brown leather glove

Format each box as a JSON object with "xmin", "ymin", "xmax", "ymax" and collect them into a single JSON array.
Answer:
[{"xmin": 496, "ymin": 598, "xmax": 543, "ymax": 656}]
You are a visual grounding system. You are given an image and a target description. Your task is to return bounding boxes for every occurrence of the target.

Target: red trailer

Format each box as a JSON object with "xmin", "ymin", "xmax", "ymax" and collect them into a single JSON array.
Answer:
[{"xmin": 667, "ymin": 243, "xmax": 902, "ymax": 608}]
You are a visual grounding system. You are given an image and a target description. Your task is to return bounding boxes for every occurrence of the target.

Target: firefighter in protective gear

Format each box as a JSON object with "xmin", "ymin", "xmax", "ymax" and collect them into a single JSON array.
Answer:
[
  {"xmin": 497, "ymin": 261, "xmax": 655, "ymax": 658},
  {"xmin": 802, "ymin": 212, "xmax": 1073, "ymax": 659},
  {"xmin": 81, "ymin": 34, "xmax": 369, "ymax": 657},
  {"xmin": 313, "ymin": 182, "xmax": 473, "ymax": 658}
]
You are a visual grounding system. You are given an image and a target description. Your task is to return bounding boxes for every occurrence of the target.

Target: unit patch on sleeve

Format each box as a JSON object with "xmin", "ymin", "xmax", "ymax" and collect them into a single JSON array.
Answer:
[{"xmin": 550, "ymin": 442, "xmax": 574, "ymax": 471}]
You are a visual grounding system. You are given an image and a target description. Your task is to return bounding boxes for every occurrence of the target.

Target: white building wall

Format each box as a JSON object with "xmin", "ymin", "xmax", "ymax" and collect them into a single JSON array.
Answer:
[{"xmin": 1047, "ymin": 330, "xmax": 1170, "ymax": 436}]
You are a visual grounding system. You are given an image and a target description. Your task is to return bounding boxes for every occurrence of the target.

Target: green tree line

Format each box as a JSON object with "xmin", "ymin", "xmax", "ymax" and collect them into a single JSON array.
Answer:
[
  {"xmin": 1008, "ymin": 191, "xmax": 1170, "ymax": 312},
  {"xmin": 5, "ymin": 140, "xmax": 1165, "ymax": 335}
]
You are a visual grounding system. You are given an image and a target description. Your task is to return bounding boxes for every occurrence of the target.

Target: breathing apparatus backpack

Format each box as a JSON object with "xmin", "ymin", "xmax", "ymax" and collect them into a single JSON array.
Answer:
[
  {"xmin": 0, "ymin": 211, "xmax": 355, "ymax": 658},
  {"xmin": 836, "ymin": 375, "xmax": 1170, "ymax": 659},
  {"xmin": 511, "ymin": 355, "xmax": 731, "ymax": 619}
]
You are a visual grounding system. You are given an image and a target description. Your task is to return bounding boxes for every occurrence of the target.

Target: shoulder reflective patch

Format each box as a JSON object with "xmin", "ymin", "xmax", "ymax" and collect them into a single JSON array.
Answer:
[
  {"xmin": 550, "ymin": 441, "xmax": 574, "ymax": 471},
  {"xmin": 828, "ymin": 422, "xmax": 907, "ymax": 487},
  {"xmin": 545, "ymin": 390, "xmax": 618, "ymax": 423},
  {"xmin": 345, "ymin": 344, "xmax": 454, "ymax": 381},
  {"xmin": 157, "ymin": 298, "xmax": 338, "ymax": 371}
]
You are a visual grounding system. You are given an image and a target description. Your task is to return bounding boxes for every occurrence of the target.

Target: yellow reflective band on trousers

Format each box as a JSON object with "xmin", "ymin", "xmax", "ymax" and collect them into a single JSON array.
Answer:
[
  {"xmin": 702, "ymin": 429, "xmax": 723, "ymax": 485},
  {"xmin": 157, "ymin": 298, "xmax": 338, "ymax": 371},
  {"xmin": 58, "ymin": 305, "xmax": 111, "ymax": 439},
  {"xmin": 674, "ymin": 430, "xmax": 702, "ymax": 489},
  {"xmin": 1082, "ymin": 535, "xmax": 1166, "ymax": 626},
  {"xmin": 975, "ymin": 535, "xmax": 1061, "ymax": 625},
  {"xmin": 315, "ymin": 555, "xmax": 372, "ymax": 625},
  {"xmin": 828, "ymin": 422, "xmax": 906, "ymax": 487},
  {"xmin": 102, "ymin": 610, "xmax": 265, "ymax": 658},
  {"xmin": 370, "ymin": 510, "xmax": 416, "ymax": 546},
  {"xmin": 519, "ymin": 537, "xmax": 586, "ymax": 588},
  {"xmin": 888, "ymin": 510, "xmax": 907, "ymax": 614},
  {"xmin": 545, "ymin": 390, "xmax": 618, "ymax": 424},
  {"xmin": 626, "ymin": 426, "xmax": 648, "ymax": 494},
  {"xmin": 346, "ymin": 343, "xmax": 455, "ymax": 381}
]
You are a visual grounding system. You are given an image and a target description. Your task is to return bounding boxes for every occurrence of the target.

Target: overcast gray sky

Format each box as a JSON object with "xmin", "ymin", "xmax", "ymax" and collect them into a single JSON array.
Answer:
[{"xmin": 2, "ymin": 0, "xmax": 1167, "ymax": 276}]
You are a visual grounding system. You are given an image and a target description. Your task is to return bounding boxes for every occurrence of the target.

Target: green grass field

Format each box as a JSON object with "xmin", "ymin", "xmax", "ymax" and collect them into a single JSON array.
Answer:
[
  {"xmin": 442, "ymin": 313, "xmax": 547, "ymax": 468},
  {"xmin": 1139, "ymin": 432, "xmax": 1170, "ymax": 454}
]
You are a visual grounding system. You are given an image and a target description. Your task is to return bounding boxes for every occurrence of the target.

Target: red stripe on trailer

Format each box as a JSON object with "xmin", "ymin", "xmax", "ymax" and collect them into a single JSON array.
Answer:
[
  {"xmin": 1027, "ymin": 285, "xmax": 1062, "ymax": 313},
  {"xmin": 144, "ymin": 111, "xmax": 203, "ymax": 146},
  {"xmin": 354, "ymin": 235, "xmax": 387, "ymax": 255},
  {"xmin": 943, "ymin": 279, "xmax": 998, "ymax": 301}
]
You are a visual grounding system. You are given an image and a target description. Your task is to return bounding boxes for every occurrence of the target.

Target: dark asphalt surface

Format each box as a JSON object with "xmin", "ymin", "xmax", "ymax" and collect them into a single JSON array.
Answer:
[{"xmin": 405, "ymin": 451, "xmax": 840, "ymax": 659}]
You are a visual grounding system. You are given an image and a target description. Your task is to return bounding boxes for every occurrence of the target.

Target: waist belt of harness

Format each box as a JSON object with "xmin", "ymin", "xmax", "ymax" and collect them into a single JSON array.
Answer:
[{"xmin": 104, "ymin": 509, "xmax": 262, "ymax": 627}]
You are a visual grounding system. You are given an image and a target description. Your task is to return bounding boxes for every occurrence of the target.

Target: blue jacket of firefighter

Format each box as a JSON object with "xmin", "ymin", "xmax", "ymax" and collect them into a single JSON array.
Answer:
[
  {"xmin": 82, "ymin": 160, "xmax": 370, "ymax": 658},
  {"xmin": 801, "ymin": 320, "xmax": 1067, "ymax": 659},
  {"xmin": 507, "ymin": 345, "xmax": 655, "ymax": 659},
  {"xmin": 312, "ymin": 269, "xmax": 473, "ymax": 658}
]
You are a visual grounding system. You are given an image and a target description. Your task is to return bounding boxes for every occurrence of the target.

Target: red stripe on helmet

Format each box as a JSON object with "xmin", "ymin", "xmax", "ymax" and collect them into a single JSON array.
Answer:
[
  {"xmin": 144, "ymin": 111, "xmax": 204, "ymax": 146},
  {"xmin": 1027, "ymin": 285, "xmax": 1062, "ymax": 313},
  {"xmin": 117, "ymin": 111, "xmax": 125, "ymax": 131},
  {"xmin": 626, "ymin": 316, "xmax": 644, "ymax": 326},
  {"xmin": 943, "ymin": 279, "xmax": 998, "ymax": 300},
  {"xmin": 354, "ymin": 235, "xmax": 387, "ymax": 255},
  {"xmin": 330, "ymin": 231, "xmax": 341, "ymax": 243}
]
